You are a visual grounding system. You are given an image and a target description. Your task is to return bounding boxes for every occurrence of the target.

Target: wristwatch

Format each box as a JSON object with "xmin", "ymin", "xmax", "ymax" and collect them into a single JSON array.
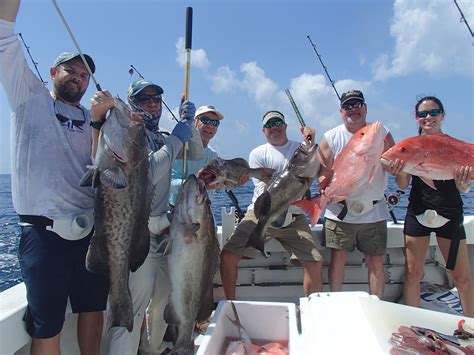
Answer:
[{"xmin": 90, "ymin": 120, "xmax": 105, "ymax": 130}]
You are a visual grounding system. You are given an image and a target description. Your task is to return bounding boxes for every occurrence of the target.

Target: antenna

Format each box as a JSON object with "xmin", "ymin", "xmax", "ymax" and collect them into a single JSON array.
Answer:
[{"xmin": 18, "ymin": 33, "xmax": 47, "ymax": 85}]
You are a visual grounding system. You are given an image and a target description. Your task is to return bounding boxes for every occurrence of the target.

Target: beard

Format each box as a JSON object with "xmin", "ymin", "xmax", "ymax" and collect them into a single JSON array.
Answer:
[{"xmin": 54, "ymin": 80, "xmax": 86, "ymax": 103}]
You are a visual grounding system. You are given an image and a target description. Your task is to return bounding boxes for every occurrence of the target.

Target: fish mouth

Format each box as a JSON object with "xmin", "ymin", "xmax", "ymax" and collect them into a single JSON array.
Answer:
[
  {"xmin": 380, "ymin": 157, "xmax": 391, "ymax": 166},
  {"xmin": 198, "ymin": 168, "xmax": 218, "ymax": 185}
]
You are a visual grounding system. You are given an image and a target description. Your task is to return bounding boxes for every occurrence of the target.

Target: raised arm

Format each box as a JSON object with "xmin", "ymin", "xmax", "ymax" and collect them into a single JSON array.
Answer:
[
  {"xmin": 0, "ymin": 0, "xmax": 20, "ymax": 22},
  {"xmin": 317, "ymin": 137, "xmax": 334, "ymax": 190}
]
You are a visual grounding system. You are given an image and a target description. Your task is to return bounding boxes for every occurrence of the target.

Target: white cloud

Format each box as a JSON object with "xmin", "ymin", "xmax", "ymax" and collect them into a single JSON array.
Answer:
[
  {"xmin": 240, "ymin": 62, "xmax": 279, "ymax": 109},
  {"xmin": 211, "ymin": 66, "xmax": 239, "ymax": 93},
  {"xmin": 175, "ymin": 37, "xmax": 210, "ymax": 69},
  {"xmin": 373, "ymin": 0, "xmax": 473, "ymax": 80}
]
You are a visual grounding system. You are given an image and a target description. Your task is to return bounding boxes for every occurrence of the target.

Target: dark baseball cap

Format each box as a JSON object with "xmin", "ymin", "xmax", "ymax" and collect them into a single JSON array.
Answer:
[
  {"xmin": 127, "ymin": 79, "xmax": 164, "ymax": 98},
  {"xmin": 52, "ymin": 52, "xmax": 96, "ymax": 74},
  {"xmin": 340, "ymin": 90, "xmax": 365, "ymax": 106}
]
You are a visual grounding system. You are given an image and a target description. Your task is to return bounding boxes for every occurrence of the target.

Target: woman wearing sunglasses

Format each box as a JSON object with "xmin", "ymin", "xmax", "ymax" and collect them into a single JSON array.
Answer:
[{"xmin": 390, "ymin": 96, "xmax": 473, "ymax": 317}]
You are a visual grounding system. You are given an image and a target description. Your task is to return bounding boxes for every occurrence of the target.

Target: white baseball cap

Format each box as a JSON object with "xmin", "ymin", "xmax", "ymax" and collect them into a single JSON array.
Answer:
[{"xmin": 195, "ymin": 105, "xmax": 224, "ymax": 120}]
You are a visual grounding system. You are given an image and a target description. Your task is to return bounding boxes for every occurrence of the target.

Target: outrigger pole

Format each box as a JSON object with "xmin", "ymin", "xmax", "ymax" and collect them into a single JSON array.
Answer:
[
  {"xmin": 129, "ymin": 65, "xmax": 179, "ymax": 122},
  {"xmin": 18, "ymin": 33, "xmax": 47, "ymax": 85},
  {"xmin": 306, "ymin": 35, "xmax": 340, "ymax": 101}
]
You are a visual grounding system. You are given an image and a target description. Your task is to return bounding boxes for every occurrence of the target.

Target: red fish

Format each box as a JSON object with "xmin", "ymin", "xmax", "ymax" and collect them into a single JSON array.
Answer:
[
  {"xmin": 295, "ymin": 121, "xmax": 386, "ymax": 226},
  {"xmin": 380, "ymin": 134, "xmax": 474, "ymax": 188}
]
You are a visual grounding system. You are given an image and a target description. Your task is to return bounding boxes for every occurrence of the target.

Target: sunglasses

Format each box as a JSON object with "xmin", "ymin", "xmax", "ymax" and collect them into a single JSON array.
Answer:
[
  {"xmin": 416, "ymin": 108, "xmax": 443, "ymax": 118},
  {"xmin": 263, "ymin": 119, "xmax": 285, "ymax": 129},
  {"xmin": 341, "ymin": 101, "xmax": 364, "ymax": 110},
  {"xmin": 134, "ymin": 94, "xmax": 162, "ymax": 104},
  {"xmin": 54, "ymin": 101, "xmax": 86, "ymax": 130},
  {"xmin": 199, "ymin": 116, "xmax": 220, "ymax": 127}
]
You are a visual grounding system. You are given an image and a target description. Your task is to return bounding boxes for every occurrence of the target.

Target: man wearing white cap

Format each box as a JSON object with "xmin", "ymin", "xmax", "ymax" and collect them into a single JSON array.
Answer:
[
  {"xmin": 169, "ymin": 105, "xmax": 225, "ymax": 206},
  {"xmin": 220, "ymin": 110, "xmax": 324, "ymax": 300}
]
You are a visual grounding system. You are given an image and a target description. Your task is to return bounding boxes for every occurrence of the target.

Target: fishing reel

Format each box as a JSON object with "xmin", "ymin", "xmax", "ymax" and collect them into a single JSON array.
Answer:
[{"xmin": 386, "ymin": 190, "xmax": 405, "ymax": 206}]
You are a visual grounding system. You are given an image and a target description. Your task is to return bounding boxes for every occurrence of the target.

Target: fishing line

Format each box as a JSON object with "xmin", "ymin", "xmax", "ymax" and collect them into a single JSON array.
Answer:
[
  {"xmin": 18, "ymin": 33, "xmax": 47, "ymax": 85},
  {"xmin": 306, "ymin": 35, "xmax": 340, "ymax": 101},
  {"xmin": 128, "ymin": 65, "xmax": 179, "ymax": 122},
  {"xmin": 51, "ymin": 0, "xmax": 101, "ymax": 91}
]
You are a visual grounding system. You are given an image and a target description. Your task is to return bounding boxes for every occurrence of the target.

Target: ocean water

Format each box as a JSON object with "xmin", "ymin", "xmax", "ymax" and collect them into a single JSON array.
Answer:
[{"xmin": 1, "ymin": 174, "xmax": 472, "ymax": 292}]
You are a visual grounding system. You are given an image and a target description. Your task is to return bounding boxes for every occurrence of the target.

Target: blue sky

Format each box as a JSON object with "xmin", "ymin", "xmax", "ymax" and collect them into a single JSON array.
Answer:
[{"xmin": 0, "ymin": 0, "xmax": 473, "ymax": 174}]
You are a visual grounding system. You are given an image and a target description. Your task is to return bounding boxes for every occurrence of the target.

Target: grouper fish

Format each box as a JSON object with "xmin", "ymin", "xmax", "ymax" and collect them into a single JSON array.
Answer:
[
  {"xmin": 165, "ymin": 174, "xmax": 220, "ymax": 354},
  {"xmin": 80, "ymin": 97, "xmax": 151, "ymax": 332},
  {"xmin": 295, "ymin": 121, "xmax": 385, "ymax": 226},
  {"xmin": 198, "ymin": 157, "xmax": 275, "ymax": 189},
  {"xmin": 246, "ymin": 142, "xmax": 320, "ymax": 256}
]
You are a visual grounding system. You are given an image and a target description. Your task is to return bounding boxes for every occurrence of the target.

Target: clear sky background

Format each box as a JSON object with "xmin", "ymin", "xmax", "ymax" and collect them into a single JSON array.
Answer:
[{"xmin": 0, "ymin": 0, "xmax": 473, "ymax": 174}]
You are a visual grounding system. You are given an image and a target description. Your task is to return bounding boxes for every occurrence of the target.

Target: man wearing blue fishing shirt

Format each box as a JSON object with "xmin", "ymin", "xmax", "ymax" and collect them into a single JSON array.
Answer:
[{"xmin": 0, "ymin": 1, "xmax": 109, "ymax": 354}]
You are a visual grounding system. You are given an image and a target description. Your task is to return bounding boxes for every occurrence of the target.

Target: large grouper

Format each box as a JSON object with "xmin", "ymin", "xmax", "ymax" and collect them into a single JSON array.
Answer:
[
  {"xmin": 80, "ymin": 97, "xmax": 151, "ymax": 332},
  {"xmin": 165, "ymin": 174, "xmax": 220, "ymax": 354}
]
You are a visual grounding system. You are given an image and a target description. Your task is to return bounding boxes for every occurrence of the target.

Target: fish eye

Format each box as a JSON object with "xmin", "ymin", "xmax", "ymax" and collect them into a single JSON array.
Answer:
[
  {"xmin": 400, "ymin": 147, "xmax": 406, "ymax": 152},
  {"xmin": 360, "ymin": 132, "xmax": 365, "ymax": 136}
]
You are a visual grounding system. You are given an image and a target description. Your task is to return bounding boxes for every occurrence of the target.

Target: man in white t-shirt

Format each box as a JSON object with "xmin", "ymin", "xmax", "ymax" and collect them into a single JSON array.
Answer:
[
  {"xmin": 220, "ymin": 111, "xmax": 323, "ymax": 300},
  {"xmin": 0, "ymin": 1, "xmax": 109, "ymax": 354},
  {"xmin": 318, "ymin": 90, "xmax": 395, "ymax": 299}
]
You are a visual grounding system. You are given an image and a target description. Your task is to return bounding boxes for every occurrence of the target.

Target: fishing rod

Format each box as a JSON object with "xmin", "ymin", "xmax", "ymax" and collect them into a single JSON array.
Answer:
[
  {"xmin": 128, "ymin": 65, "xmax": 179, "ymax": 122},
  {"xmin": 51, "ymin": 0, "xmax": 101, "ymax": 91},
  {"xmin": 18, "ymin": 33, "xmax": 47, "ymax": 85},
  {"xmin": 453, "ymin": 0, "xmax": 474, "ymax": 38},
  {"xmin": 284, "ymin": 88, "xmax": 311, "ymax": 144},
  {"xmin": 182, "ymin": 7, "xmax": 193, "ymax": 181},
  {"xmin": 306, "ymin": 35, "xmax": 340, "ymax": 101}
]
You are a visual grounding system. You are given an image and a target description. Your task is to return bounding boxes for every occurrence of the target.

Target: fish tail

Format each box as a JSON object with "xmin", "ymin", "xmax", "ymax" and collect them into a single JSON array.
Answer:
[
  {"xmin": 245, "ymin": 225, "xmax": 266, "ymax": 257},
  {"xmin": 108, "ymin": 283, "xmax": 134, "ymax": 332},
  {"xmin": 293, "ymin": 195, "xmax": 324, "ymax": 227}
]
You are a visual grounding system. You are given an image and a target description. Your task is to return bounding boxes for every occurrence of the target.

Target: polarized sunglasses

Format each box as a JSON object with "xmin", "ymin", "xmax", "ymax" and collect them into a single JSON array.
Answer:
[
  {"xmin": 134, "ymin": 94, "xmax": 162, "ymax": 104},
  {"xmin": 341, "ymin": 101, "xmax": 364, "ymax": 110},
  {"xmin": 199, "ymin": 116, "xmax": 220, "ymax": 127},
  {"xmin": 263, "ymin": 119, "xmax": 285, "ymax": 129},
  {"xmin": 416, "ymin": 108, "xmax": 443, "ymax": 118}
]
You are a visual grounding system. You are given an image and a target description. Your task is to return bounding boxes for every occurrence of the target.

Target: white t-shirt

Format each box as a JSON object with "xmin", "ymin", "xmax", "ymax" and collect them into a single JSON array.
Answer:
[
  {"xmin": 323, "ymin": 123, "xmax": 390, "ymax": 223},
  {"xmin": 0, "ymin": 19, "xmax": 94, "ymax": 219},
  {"xmin": 247, "ymin": 140, "xmax": 303, "ymax": 215}
]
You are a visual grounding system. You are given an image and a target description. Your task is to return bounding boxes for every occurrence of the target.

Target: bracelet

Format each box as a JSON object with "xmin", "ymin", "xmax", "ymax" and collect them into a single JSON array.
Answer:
[{"xmin": 90, "ymin": 120, "xmax": 105, "ymax": 130}]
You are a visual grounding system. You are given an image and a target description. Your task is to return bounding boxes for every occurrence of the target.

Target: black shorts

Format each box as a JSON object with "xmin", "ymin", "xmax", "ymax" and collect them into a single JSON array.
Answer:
[
  {"xmin": 403, "ymin": 211, "xmax": 466, "ymax": 240},
  {"xmin": 18, "ymin": 225, "xmax": 109, "ymax": 339}
]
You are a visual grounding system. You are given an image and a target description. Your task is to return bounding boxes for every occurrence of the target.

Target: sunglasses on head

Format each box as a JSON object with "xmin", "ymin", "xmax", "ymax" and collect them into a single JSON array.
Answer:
[
  {"xmin": 199, "ymin": 116, "xmax": 220, "ymax": 127},
  {"xmin": 54, "ymin": 101, "xmax": 85, "ymax": 130},
  {"xmin": 416, "ymin": 108, "xmax": 443, "ymax": 118},
  {"xmin": 134, "ymin": 94, "xmax": 162, "ymax": 104},
  {"xmin": 263, "ymin": 119, "xmax": 285, "ymax": 129},
  {"xmin": 341, "ymin": 101, "xmax": 364, "ymax": 110}
]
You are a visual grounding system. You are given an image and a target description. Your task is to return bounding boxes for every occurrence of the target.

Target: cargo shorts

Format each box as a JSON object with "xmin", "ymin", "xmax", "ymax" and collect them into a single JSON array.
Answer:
[
  {"xmin": 223, "ymin": 209, "xmax": 322, "ymax": 262},
  {"xmin": 323, "ymin": 218, "xmax": 387, "ymax": 256}
]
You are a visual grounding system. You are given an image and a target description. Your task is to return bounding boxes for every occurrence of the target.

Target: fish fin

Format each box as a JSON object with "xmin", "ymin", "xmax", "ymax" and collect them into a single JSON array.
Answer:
[
  {"xmin": 254, "ymin": 167, "xmax": 276, "ymax": 184},
  {"xmin": 245, "ymin": 225, "xmax": 267, "ymax": 257},
  {"xmin": 293, "ymin": 195, "xmax": 323, "ymax": 227},
  {"xmin": 79, "ymin": 167, "xmax": 95, "ymax": 187},
  {"xmin": 164, "ymin": 302, "xmax": 180, "ymax": 326},
  {"xmin": 254, "ymin": 190, "xmax": 271, "ymax": 219},
  {"xmin": 100, "ymin": 166, "xmax": 128, "ymax": 188},
  {"xmin": 420, "ymin": 176, "xmax": 437, "ymax": 190},
  {"xmin": 85, "ymin": 231, "xmax": 109, "ymax": 275},
  {"xmin": 196, "ymin": 278, "xmax": 215, "ymax": 322}
]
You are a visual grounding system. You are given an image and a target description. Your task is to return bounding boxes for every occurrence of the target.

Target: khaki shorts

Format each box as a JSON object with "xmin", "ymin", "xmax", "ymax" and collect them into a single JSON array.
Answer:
[
  {"xmin": 223, "ymin": 209, "xmax": 322, "ymax": 262},
  {"xmin": 323, "ymin": 218, "xmax": 387, "ymax": 256}
]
